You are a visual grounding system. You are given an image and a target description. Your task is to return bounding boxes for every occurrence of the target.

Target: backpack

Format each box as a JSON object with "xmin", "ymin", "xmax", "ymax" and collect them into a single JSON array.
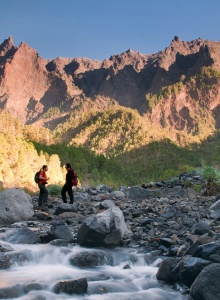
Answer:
[
  {"xmin": 34, "ymin": 171, "xmax": 40, "ymax": 183},
  {"xmin": 71, "ymin": 170, "xmax": 78, "ymax": 186}
]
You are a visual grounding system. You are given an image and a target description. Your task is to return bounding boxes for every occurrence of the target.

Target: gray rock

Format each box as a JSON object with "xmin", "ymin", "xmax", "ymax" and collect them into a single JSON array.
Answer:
[
  {"xmin": 156, "ymin": 257, "xmax": 181, "ymax": 283},
  {"xmin": 172, "ymin": 256, "xmax": 211, "ymax": 287},
  {"xmin": 48, "ymin": 239, "xmax": 69, "ymax": 246},
  {"xmin": 54, "ymin": 203, "xmax": 77, "ymax": 215},
  {"xmin": 3, "ymin": 228, "xmax": 40, "ymax": 244},
  {"xmin": 50, "ymin": 220, "xmax": 74, "ymax": 242},
  {"xmin": 0, "ymin": 284, "xmax": 23, "ymax": 299},
  {"xmin": 0, "ymin": 242, "xmax": 14, "ymax": 252},
  {"xmin": 0, "ymin": 188, "xmax": 34, "ymax": 224},
  {"xmin": 0, "ymin": 253, "xmax": 11, "ymax": 269},
  {"xmin": 53, "ymin": 278, "xmax": 88, "ymax": 294},
  {"xmin": 128, "ymin": 186, "xmax": 162, "ymax": 199},
  {"xmin": 110, "ymin": 191, "xmax": 125, "ymax": 199},
  {"xmin": 193, "ymin": 221, "xmax": 210, "ymax": 235},
  {"xmin": 77, "ymin": 206, "xmax": 128, "ymax": 246},
  {"xmin": 100, "ymin": 199, "xmax": 115, "ymax": 209},
  {"xmin": 69, "ymin": 250, "xmax": 112, "ymax": 267},
  {"xmin": 192, "ymin": 242, "xmax": 220, "ymax": 260},
  {"xmin": 210, "ymin": 199, "xmax": 220, "ymax": 220},
  {"xmin": 190, "ymin": 263, "xmax": 220, "ymax": 300}
]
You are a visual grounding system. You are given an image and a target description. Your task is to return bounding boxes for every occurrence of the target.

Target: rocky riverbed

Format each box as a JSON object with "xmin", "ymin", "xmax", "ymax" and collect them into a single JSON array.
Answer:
[{"xmin": 1, "ymin": 172, "xmax": 220, "ymax": 299}]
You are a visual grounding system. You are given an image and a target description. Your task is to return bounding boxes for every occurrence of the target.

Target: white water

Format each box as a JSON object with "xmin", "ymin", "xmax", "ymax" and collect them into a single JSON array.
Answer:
[{"xmin": 0, "ymin": 242, "xmax": 186, "ymax": 300}]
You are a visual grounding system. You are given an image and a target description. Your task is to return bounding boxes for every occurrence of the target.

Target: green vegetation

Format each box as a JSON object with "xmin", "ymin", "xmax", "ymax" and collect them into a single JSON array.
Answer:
[
  {"xmin": 42, "ymin": 107, "xmax": 61, "ymax": 119},
  {"xmin": 1, "ymin": 68, "xmax": 220, "ymax": 192},
  {"xmin": 196, "ymin": 165, "xmax": 220, "ymax": 195},
  {"xmin": 195, "ymin": 67, "xmax": 220, "ymax": 91},
  {"xmin": 197, "ymin": 165, "xmax": 220, "ymax": 184},
  {"xmin": 146, "ymin": 82, "xmax": 183, "ymax": 109},
  {"xmin": 1, "ymin": 128, "xmax": 220, "ymax": 190},
  {"xmin": 47, "ymin": 184, "xmax": 62, "ymax": 196},
  {"xmin": 145, "ymin": 66, "xmax": 220, "ymax": 110}
]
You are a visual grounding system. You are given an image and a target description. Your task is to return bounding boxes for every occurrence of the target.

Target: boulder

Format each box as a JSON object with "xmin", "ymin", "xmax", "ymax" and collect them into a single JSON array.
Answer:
[
  {"xmin": 192, "ymin": 242, "xmax": 220, "ymax": 260},
  {"xmin": 0, "ymin": 253, "xmax": 11, "ymax": 269},
  {"xmin": 69, "ymin": 250, "xmax": 112, "ymax": 268},
  {"xmin": 77, "ymin": 206, "xmax": 128, "ymax": 247},
  {"xmin": 171, "ymin": 256, "xmax": 211, "ymax": 287},
  {"xmin": 128, "ymin": 186, "xmax": 162, "ymax": 200},
  {"xmin": 54, "ymin": 203, "xmax": 77, "ymax": 215},
  {"xmin": 210, "ymin": 199, "xmax": 220, "ymax": 220},
  {"xmin": 190, "ymin": 263, "xmax": 220, "ymax": 300},
  {"xmin": 0, "ymin": 285, "xmax": 22, "ymax": 299},
  {"xmin": 0, "ymin": 188, "xmax": 34, "ymax": 224},
  {"xmin": 0, "ymin": 250, "xmax": 31, "ymax": 269},
  {"xmin": 193, "ymin": 221, "xmax": 210, "ymax": 235},
  {"xmin": 3, "ymin": 228, "xmax": 41, "ymax": 244},
  {"xmin": 50, "ymin": 220, "xmax": 74, "ymax": 242},
  {"xmin": 53, "ymin": 278, "xmax": 88, "ymax": 294},
  {"xmin": 100, "ymin": 199, "xmax": 115, "ymax": 209},
  {"xmin": 156, "ymin": 257, "xmax": 180, "ymax": 283},
  {"xmin": 0, "ymin": 243, "xmax": 14, "ymax": 252},
  {"xmin": 48, "ymin": 239, "xmax": 69, "ymax": 247}
]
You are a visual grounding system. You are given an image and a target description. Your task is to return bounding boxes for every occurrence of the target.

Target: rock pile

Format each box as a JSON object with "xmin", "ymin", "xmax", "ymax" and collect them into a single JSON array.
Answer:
[{"xmin": 1, "ymin": 172, "xmax": 220, "ymax": 299}]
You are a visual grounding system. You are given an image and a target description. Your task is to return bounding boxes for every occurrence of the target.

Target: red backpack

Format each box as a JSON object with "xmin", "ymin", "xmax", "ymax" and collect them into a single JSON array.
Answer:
[{"xmin": 71, "ymin": 170, "xmax": 78, "ymax": 186}]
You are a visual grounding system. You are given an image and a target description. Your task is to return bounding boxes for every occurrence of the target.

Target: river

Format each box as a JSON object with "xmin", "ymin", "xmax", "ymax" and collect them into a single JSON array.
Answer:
[{"xmin": 0, "ymin": 241, "xmax": 188, "ymax": 300}]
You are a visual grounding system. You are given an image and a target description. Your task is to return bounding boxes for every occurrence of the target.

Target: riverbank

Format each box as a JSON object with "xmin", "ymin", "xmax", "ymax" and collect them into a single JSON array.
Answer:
[{"xmin": 0, "ymin": 172, "xmax": 220, "ymax": 299}]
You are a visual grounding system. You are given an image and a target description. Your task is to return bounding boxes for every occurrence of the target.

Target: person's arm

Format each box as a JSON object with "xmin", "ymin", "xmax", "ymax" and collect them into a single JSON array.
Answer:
[{"xmin": 39, "ymin": 171, "xmax": 48, "ymax": 180}]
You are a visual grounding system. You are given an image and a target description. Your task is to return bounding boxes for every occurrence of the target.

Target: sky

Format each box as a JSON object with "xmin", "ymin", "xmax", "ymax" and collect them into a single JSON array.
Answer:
[{"xmin": 1, "ymin": 0, "xmax": 220, "ymax": 61}]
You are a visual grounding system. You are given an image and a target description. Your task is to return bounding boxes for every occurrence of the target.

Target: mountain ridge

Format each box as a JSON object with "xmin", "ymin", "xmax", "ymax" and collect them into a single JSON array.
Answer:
[{"xmin": 1, "ymin": 36, "xmax": 220, "ymax": 154}]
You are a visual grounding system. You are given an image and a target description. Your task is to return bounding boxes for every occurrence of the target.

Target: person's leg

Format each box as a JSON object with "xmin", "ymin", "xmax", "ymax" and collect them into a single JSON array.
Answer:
[
  {"xmin": 42, "ymin": 185, "xmax": 48, "ymax": 204},
  {"xmin": 61, "ymin": 184, "xmax": 67, "ymax": 203},
  {"xmin": 38, "ymin": 184, "xmax": 44, "ymax": 206},
  {"xmin": 67, "ymin": 185, "xmax": 74, "ymax": 204}
]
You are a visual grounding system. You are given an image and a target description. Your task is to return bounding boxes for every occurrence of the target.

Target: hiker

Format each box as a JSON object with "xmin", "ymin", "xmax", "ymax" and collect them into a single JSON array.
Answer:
[
  {"xmin": 38, "ymin": 165, "xmax": 49, "ymax": 206},
  {"xmin": 61, "ymin": 162, "xmax": 77, "ymax": 204}
]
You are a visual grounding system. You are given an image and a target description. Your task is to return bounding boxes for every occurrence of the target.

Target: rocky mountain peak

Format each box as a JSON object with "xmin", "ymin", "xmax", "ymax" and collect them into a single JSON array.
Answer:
[
  {"xmin": 0, "ymin": 36, "xmax": 14, "ymax": 52},
  {"xmin": 0, "ymin": 36, "xmax": 17, "ymax": 62},
  {"xmin": 0, "ymin": 35, "xmax": 220, "ymax": 147}
]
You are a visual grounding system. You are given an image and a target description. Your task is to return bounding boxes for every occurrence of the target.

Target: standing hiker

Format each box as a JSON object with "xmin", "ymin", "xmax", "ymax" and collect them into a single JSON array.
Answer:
[
  {"xmin": 61, "ymin": 162, "xmax": 78, "ymax": 204},
  {"xmin": 38, "ymin": 165, "xmax": 49, "ymax": 207}
]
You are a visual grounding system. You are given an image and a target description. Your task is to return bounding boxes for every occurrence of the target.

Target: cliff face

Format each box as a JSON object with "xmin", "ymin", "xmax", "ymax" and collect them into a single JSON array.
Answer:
[{"xmin": 1, "ymin": 35, "xmax": 220, "ymax": 141}]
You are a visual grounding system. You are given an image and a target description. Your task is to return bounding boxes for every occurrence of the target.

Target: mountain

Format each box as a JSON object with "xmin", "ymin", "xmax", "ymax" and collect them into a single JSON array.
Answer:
[{"xmin": 1, "ymin": 35, "xmax": 220, "ymax": 155}]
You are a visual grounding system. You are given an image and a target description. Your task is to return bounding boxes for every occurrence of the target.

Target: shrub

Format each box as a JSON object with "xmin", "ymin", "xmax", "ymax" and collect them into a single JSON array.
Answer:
[
  {"xmin": 198, "ymin": 166, "xmax": 220, "ymax": 184},
  {"xmin": 192, "ymin": 184, "xmax": 203, "ymax": 193},
  {"xmin": 184, "ymin": 180, "xmax": 192, "ymax": 188},
  {"xmin": 48, "ymin": 184, "xmax": 62, "ymax": 195}
]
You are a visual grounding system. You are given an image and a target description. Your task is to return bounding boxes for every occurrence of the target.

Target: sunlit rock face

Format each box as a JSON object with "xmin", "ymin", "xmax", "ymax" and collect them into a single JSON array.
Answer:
[{"xmin": 1, "ymin": 35, "xmax": 220, "ymax": 137}]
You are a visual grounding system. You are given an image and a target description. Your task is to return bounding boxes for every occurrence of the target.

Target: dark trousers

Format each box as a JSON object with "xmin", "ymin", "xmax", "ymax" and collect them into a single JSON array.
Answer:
[
  {"xmin": 38, "ymin": 183, "xmax": 48, "ymax": 206},
  {"xmin": 61, "ymin": 184, "xmax": 74, "ymax": 203}
]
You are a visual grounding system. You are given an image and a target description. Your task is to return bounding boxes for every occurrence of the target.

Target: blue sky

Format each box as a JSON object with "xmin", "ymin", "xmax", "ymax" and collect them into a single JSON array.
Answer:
[{"xmin": 1, "ymin": 0, "xmax": 220, "ymax": 61}]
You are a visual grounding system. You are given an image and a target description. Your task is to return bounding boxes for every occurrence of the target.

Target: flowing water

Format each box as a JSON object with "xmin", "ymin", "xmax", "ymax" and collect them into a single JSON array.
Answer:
[{"xmin": 0, "ymin": 241, "xmax": 187, "ymax": 300}]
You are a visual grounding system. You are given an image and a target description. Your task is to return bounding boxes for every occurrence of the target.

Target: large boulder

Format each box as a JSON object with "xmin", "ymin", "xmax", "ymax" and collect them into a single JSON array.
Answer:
[
  {"xmin": 2, "ymin": 228, "xmax": 41, "ymax": 244},
  {"xmin": 128, "ymin": 186, "xmax": 162, "ymax": 199},
  {"xmin": 190, "ymin": 263, "xmax": 220, "ymax": 300},
  {"xmin": 77, "ymin": 205, "xmax": 128, "ymax": 247},
  {"xmin": 192, "ymin": 242, "xmax": 220, "ymax": 260},
  {"xmin": 0, "ymin": 188, "xmax": 34, "ymax": 224},
  {"xmin": 171, "ymin": 256, "xmax": 211, "ymax": 287}
]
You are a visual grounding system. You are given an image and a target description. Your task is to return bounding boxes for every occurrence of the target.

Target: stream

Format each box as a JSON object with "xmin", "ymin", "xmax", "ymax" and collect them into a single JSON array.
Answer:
[{"xmin": 0, "ymin": 241, "xmax": 188, "ymax": 300}]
